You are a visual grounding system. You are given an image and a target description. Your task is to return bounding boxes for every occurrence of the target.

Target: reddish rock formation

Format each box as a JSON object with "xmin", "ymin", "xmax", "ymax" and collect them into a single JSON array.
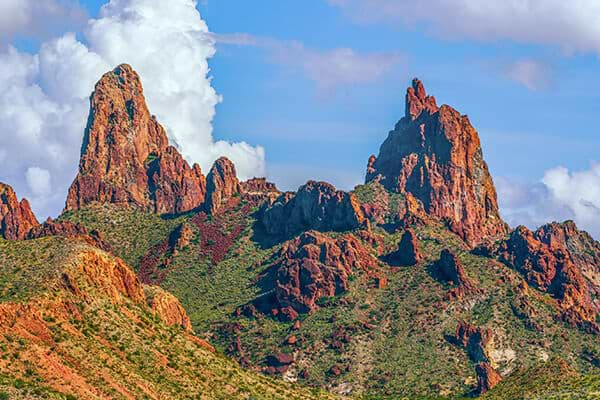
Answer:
[
  {"xmin": 433, "ymin": 249, "xmax": 474, "ymax": 290},
  {"xmin": 27, "ymin": 218, "xmax": 110, "ymax": 251},
  {"xmin": 262, "ymin": 231, "xmax": 382, "ymax": 317},
  {"xmin": 386, "ymin": 229, "xmax": 422, "ymax": 266},
  {"xmin": 454, "ymin": 321, "xmax": 494, "ymax": 364},
  {"xmin": 0, "ymin": 182, "xmax": 39, "ymax": 240},
  {"xmin": 475, "ymin": 362, "xmax": 502, "ymax": 394},
  {"xmin": 264, "ymin": 352, "xmax": 294, "ymax": 374},
  {"xmin": 144, "ymin": 285, "xmax": 192, "ymax": 331},
  {"xmin": 240, "ymin": 177, "xmax": 280, "ymax": 203},
  {"xmin": 204, "ymin": 157, "xmax": 241, "ymax": 214},
  {"xmin": 65, "ymin": 64, "xmax": 206, "ymax": 215},
  {"xmin": 365, "ymin": 79, "xmax": 508, "ymax": 246},
  {"xmin": 498, "ymin": 224, "xmax": 598, "ymax": 332},
  {"xmin": 260, "ymin": 181, "xmax": 366, "ymax": 237}
]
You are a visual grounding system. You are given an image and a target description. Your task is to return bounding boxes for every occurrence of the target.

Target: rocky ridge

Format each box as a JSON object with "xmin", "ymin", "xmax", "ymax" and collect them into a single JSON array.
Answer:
[{"xmin": 260, "ymin": 181, "xmax": 366, "ymax": 238}]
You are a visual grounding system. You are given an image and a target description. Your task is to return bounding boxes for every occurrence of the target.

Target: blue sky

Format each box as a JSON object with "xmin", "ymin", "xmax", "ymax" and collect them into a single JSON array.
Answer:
[{"xmin": 3, "ymin": 0, "xmax": 600, "ymax": 236}]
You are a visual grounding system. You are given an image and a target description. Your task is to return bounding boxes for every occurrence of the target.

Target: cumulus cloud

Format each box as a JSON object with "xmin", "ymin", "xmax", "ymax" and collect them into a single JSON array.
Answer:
[
  {"xmin": 214, "ymin": 33, "xmax": 404, "ymax": 94},
  {"xmin": 0, "ymin": 0, "xmax": 265, "ymax": 219},
  {"xmin": 0, "ymin": 0, "xmax": 86, "ymax": 42},
  {"xmin": 497, "ymin": 164, "xmax": 600, "ymax": 238},
  {"xmin": 328, "ymin": 0, "xmax": 600, "ymax": 55}
]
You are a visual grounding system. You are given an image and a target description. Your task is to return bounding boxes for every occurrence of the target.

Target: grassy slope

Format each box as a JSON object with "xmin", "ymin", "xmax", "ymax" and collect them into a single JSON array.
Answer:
[
  {"xmin": 0, "ymin": 237, "xmax": 336, "ymax": 400},
  {"xmin": 59, "ymin": 184, "xmax": 600, "ymax": 399}
]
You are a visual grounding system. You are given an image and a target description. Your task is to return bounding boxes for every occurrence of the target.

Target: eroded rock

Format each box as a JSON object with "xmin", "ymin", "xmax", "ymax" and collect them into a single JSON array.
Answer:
[
  {"xmin": 366, "ymin": 79, "xmax": 508, "ymax": 246},
  {"xmin": 0, "ymin": 182, "xmax": 38, "ymax": 240}
]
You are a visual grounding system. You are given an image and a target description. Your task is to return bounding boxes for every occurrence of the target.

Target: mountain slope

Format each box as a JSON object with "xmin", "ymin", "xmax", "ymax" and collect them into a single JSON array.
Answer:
[
  {"xmin": 4, "ymin": 65, "xmax": 598, "ymax": 399},
  {"xmin": 0, "ymin": 236, "xmax": 335, "ymax": 399}
]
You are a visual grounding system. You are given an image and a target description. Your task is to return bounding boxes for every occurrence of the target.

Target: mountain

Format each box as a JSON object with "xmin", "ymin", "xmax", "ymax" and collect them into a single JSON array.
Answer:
[
  {"xmin": 366, "ymin": 79, "xmax": 507, "ymax": 247},
  {"xmin": 1, "ymin": 66, "xmax": 598, "ymax": 399},
  {"xmin": 65, "ymin": 64, "xmax": 207, "ymax": 215}
]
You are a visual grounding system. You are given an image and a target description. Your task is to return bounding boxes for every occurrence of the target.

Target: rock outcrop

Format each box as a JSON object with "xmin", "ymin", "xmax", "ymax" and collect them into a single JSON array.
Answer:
[
  {"xmin": 0, "ymin": 182, "xmax": 39, "ymax": 240},
  {"xmin": 475, "ymin": 362, "xmax": 502, "ymax": 394},
  {"xmin": 259, "ymin": 231, "xmax": 382, "ymax": 318},
  {"xmin": 433, "ymin": 249, "xmax": 474, "ymax": 289},
  {"xmin": 28, "ymin": 218, "xmax": 110, "ymax": 251},
  {"xmin": 65, "ymin": 64, "xmax": 206, "ymax": 215},
  {"xmin": 365, "ymin": 79, "xmax": 507, "ymax": 246},
  {"xmin": 240, "ymin": 177, "xmax": 280, "ymax": 203},
  {"xmin": 385, "ymin": 229, "xmax": 422, "ymax": 266},
  {"xmin": 204, "ymin": 157, "xmax": 241, "ymax": 214},
  {"xmin": 264, "ymin": 352, "xmax": 294, "ymax": 375},
  {"xmin": 498, "ymin": 224, "xmax": 598, "ymax": 332},
  {"xmin": 454, "ymin": 321, "xmax": 494, "ymax": 364},
  {"xmin": 144, "ymin": 285, "xmax": 192, "ymax": 331},
  {"xmin": 260, "ymin": 181, "xmax": 366, "ymax": 238}
]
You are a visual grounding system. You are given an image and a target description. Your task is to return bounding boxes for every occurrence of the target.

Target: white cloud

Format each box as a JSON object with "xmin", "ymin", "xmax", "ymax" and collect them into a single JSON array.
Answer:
[
  {"xmin": 497, "ymin": 164, "xmax": 600, "ymax": 238},
  {"xmin": 0, "ymin": 0, "xmax": 265, "ymax": 219},
  {"xmin": 328, "ymin": 0, "xmax": 600, "ymax": 55},
  {"xmin": 214, "ymin": 34, "xmax": 404, "ymax": 94},
  {"xmin": 503, "ymin": 59, "xmax": 552, "ymax": 90},
  {"xmin": 0, "ymin": 0, "xmax": 86, "ymax": 42},
  {"xmin": 26, "ymin": 167, "xmax": 52, "ymax": 197}
]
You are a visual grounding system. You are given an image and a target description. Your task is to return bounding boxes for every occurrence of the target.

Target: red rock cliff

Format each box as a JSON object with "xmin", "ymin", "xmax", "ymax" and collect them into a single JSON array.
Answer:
[
  {"xmin": 0, "ymin": 182, "xmax": 39, "ymax": 240},
  {"xmin": 65, "ymin": 64, "xmax": 206, "ymax": 215},
  {"xmin": 366, "ymin": 79, "xmax": 507, "ymax": 246},
  {"xmin": 498, "ymin": 223, "xmax": 598, "ymax": 333}
]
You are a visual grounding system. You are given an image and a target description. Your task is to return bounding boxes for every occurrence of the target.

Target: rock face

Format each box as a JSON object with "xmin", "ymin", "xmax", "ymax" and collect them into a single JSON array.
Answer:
[
  {"xmin": 365, "ymin": 79, "xmax": 507, "ymax": 246},
  {"xmin": 28, "ymin": 218, "xmax": 110, "ymax": 251},
  {"xmin": 144, "ymin": 285, "xmax": 192, "ymax": 331},
  {"xmin": 65, "ymin": 64, "xmax": 206, "ymax": 215},
  {"xmin": 433, "ymin": 249, "xmax": 474, "ymax": 289},
  {"xmin": 0, "ymin": 182, "xmax": 39, "ymax": 240},
  {"xmin": 386, "ymin": 229, "xmax": 422, "ymax": 266},
  {"xmin": 498, "ymin": 224, "xmax": 598, "ymax": 332},
  {"xmin": 260, "ymin": 181, "xmax": 366, "ymax": 238},
  {"xmin": 454, "ymin": 321, "xmax": 494, "ymax": 364},
  {"xmin": 263, "ymin": 231, "xmax": 382, "ymax": 317},
  {"xmin": 204, "ymin": 157, "xmax": 241, "ymax": 214},
  {"xmin": 475, "ymin": 362, "xmax": 502, "ymax": 394}
]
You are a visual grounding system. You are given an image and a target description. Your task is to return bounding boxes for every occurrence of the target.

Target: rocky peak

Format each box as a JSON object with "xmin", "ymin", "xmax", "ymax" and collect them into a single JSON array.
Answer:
[
  {"xmin": 205, "ymin": 157, "xmax": 241, "ymax": 214},
  {"xmin": 65, "ymin": 64, "xmax": 205, "ymax": 215},
  {"xmin": 0, "ymin": 182, "xmax": 38, "ymax": 240},
  {"xmin": 260, "ymin": 181, "xmax": 366, "ymax": 238},
  {"xmin": 366, "ymin": 79, "xmax": 507, "ymax": 247},
  {"xmin": 405, "ymin": 78, "xmax": 438, "ymax": 120}
]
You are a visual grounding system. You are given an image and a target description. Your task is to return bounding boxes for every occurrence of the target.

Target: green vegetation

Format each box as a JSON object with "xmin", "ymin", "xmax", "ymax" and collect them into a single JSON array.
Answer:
[
  {"xmin": 55, "ymin": 192, "xmax": 600, "ymax": 399},
  {"xmin": 0, "ymin": 237, "xmax": 336, "ymax": 400},
  {"xmin": 482, "ymin": 359, "xmax": 600, "ymax": 400},
  {"xmin": 60, "ymin": 204, "xmax": 185, "ymax": 268}
]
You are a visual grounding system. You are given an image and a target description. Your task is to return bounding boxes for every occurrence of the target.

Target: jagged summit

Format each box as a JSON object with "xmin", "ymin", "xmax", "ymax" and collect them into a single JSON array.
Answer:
[
  {"xmin": 0, "ymin": 182, "xmax": 38, "ymax": 240},
  {"xmin": 65, "ymin": 64, "xmax": 207, "ymax": 215},
  {"xmin": 366, "ymin": 79, "xmax": 508, "ymax": 246},
  {"xmin": 405, "ymin": 78, "xmax": 438, "ymax": 120}
]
